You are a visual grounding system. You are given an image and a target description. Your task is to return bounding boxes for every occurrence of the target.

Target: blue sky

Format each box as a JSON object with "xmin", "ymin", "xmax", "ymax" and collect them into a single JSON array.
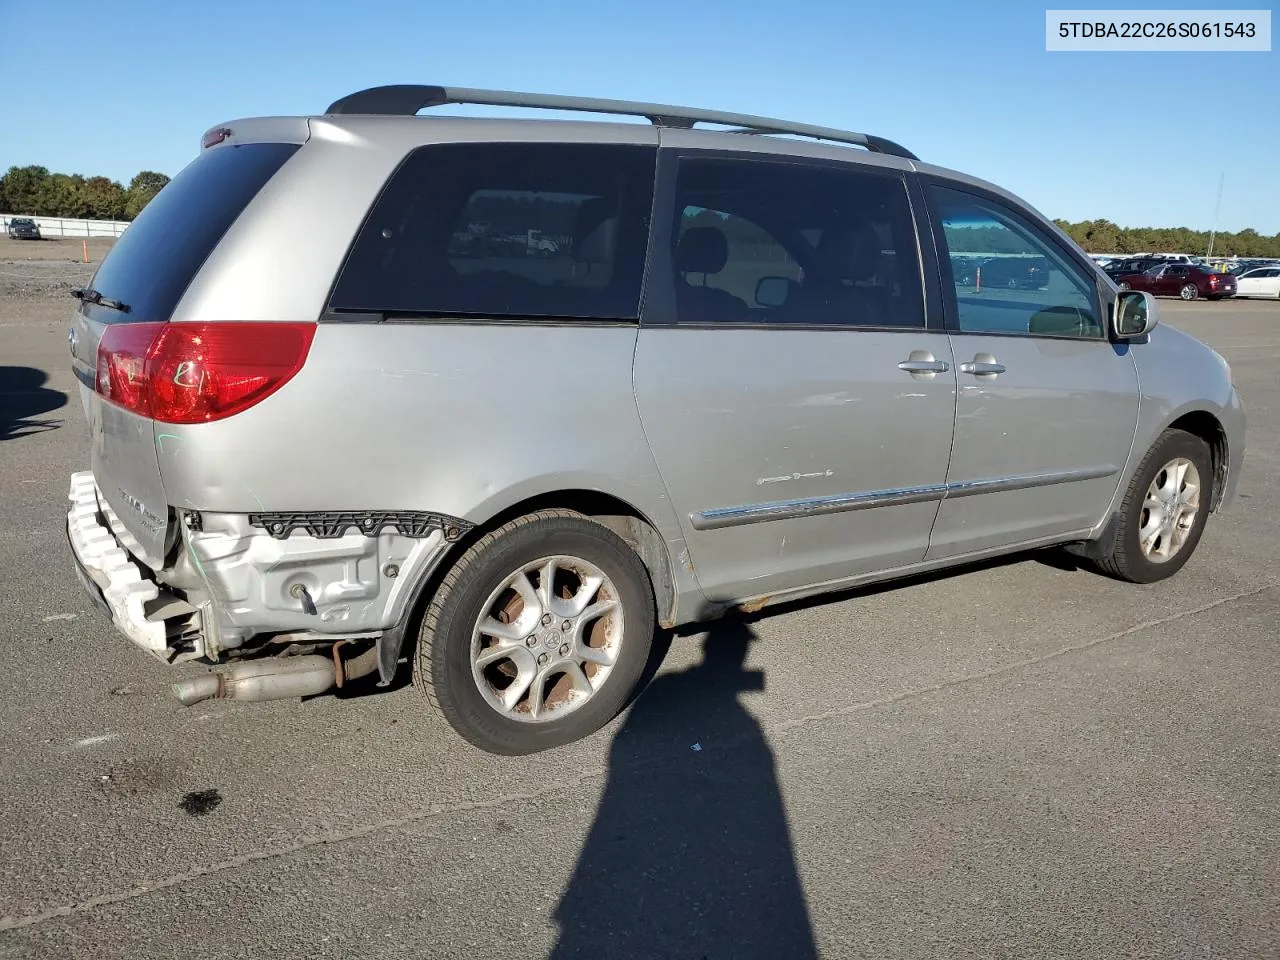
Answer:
[{"xmin": 2, "ymin": 0, "xmax": 1276, "ymax": 232}]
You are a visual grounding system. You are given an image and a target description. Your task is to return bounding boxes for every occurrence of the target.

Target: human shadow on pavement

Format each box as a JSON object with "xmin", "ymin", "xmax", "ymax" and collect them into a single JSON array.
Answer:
[
  {"xmin": 550, "ymin": 618, "xmax": 818, "ymax": 960},
  {"xmin": 0, "ymin": 366, "xmax": 67, "ymax": 442}
]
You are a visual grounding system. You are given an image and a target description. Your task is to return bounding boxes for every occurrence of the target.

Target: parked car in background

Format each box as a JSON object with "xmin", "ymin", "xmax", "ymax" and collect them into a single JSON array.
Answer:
[
  {"xmin": 1228, "ymin": 259, "xmax": 1273, "ymax": 276},
  {"xmin": 1233, "ymin": 265, "xmax": 1280, "ymax": 299},
  {"xmin": 1114, "ymin": 262, "xmax": 1236, "ymax": 300},
  {"xmin": 1139, "ymin": 253, "xmax": 1201, "ymax": 265},
  {"xmin": 6, "ymin": 217, "xmax": 41, "ymax": 240},
  {"xmin": 64, "ymin": 83, "xmax": 1246, "ymax": 755},
  {"xmin": 1103, "ymin": 257, "xmax": 1166, "ymax": 280},
  {"xmin": 972, "ymin": 255, "xmax": 1050, "ymax": 290}
]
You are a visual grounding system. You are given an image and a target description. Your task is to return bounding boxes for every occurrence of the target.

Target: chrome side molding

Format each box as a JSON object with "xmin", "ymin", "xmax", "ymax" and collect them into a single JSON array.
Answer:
[{"xmin": 691, "ymin": 466, "xmax": 1117, "ymax": 531}]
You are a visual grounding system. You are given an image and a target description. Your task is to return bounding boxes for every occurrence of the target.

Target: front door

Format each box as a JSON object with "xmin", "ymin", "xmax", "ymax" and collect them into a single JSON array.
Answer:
[
  {"xmin": 632, "ymin": 150, "xmax": 958, "ymax": 603},
  {"xmin": 921, "ymin": 181, "xmax": 1141, "ymax": 559}
]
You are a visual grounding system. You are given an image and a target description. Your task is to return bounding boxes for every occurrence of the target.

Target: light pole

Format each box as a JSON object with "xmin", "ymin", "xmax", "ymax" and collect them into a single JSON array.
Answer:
[{"xmin": 1206, "ymin": 173, "xmax": 1225, "ymax": 260}]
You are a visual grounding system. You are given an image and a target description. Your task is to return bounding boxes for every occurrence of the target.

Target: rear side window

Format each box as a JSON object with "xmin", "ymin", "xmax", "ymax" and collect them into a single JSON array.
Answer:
[
  {"xmin": 329, "ymin": 142, "xmax": 657, "ymax": 321},
  {"xmin": 653, "ymin": 156, "xmax": 925, "ymax": 328},
  {"xmin": 88, "ymin": 142, "xmax": 300, "ymax": 323}
]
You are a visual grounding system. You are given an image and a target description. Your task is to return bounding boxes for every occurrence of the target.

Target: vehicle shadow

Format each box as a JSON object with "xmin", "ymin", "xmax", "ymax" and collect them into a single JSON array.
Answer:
[
  {"xmin": 715, "ymin": 547, "xmax": 1091, "ymax": 626},
  {"xmin": 549, "ymin": 617, "xmax": 818, "ymax": 960},
  {"xmin": 374, "ymin": 547, "xmax": 1089, "ymax": 702},
  {"xmin": 0, "ymin": 366, "xmax": 67, "ymax": 442}
]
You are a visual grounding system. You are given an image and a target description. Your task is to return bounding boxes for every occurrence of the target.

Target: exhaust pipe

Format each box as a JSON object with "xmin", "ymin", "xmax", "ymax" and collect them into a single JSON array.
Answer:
[{"xmin": 173, "ymin": 646, "xmax": 380, "ymax": 706}]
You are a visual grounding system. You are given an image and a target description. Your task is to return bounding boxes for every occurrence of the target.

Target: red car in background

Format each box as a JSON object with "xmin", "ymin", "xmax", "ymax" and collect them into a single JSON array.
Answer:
[{"xmin": 1114, "ymin": 262, "xmax": 1237, "ymax": 301}]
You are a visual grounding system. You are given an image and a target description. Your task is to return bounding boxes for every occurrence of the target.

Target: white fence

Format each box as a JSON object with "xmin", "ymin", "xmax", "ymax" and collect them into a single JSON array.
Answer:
[{"xmin": 2, "ymin": 214, "xmax": 129, "ymax": 238}]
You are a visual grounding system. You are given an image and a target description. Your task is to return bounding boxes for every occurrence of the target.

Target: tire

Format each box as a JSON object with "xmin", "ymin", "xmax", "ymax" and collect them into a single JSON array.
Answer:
[
  {"xmin": 1180, "ymin": 284, "xmax": 1198, "ymax": 300},
  {"xmin": 416, "ymin": 509, "xmax": 655, "ymax": 755},
  {"xmin": 1093, "ymin": 429, "xmax": 1214, "ymax": 584}
]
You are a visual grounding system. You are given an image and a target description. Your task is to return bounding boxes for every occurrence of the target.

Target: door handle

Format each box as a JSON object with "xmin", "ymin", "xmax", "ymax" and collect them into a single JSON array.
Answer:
[
  {"xmin": 898, "ymin": 350, "xmax": 949, "ymax": 379},
  {"xmin": 959, "ymin": 354, "xmax": 1005, "ymax": 377}
]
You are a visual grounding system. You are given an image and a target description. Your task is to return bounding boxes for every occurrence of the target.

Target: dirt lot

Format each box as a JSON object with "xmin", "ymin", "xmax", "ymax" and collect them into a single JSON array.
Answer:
[
  {"xmin": 0, "ymin": 238, "xmax": 114, "ymax": 305},
  {"xmin": 0, "ymin": 236, "xmax": 117, "ymax": 263},
  {"xmin": 1, "ymin": 255, "xmax": 1278, "ymax": 959}
]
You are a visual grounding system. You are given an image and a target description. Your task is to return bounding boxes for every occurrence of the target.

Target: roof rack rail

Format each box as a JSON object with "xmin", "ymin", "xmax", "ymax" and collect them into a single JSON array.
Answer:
[{"xmin": 323, "ymin": 84, "xmax": 919, "ymax": 161}]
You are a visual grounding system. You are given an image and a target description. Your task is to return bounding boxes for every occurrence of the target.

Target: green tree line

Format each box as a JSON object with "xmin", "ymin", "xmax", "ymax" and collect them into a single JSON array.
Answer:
[
  {"xmin": 0, "ymin": 165, "xmax": 170, "ymax": 221},
  {"xmin": 3, "ymin": 161, "xmax": 1278, "ymax": 259},
  {"xmin": 1053, "ymin": 218, "xmax": 1280, "ymax": 258}
]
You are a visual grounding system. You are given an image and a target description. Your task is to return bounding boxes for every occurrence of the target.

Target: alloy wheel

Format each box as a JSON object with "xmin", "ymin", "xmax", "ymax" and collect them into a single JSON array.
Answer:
[
  {"xmin": 469, "ymin": 554, "xmax": 624, "ymax": 722},
  {"xmin": 1137, "ymin": 458, "xmax": 1201, "ymax": 563}
]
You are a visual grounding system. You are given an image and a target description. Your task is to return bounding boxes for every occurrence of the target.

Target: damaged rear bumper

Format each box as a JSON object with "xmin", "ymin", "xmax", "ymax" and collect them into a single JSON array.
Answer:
[
  {"xmin": 67, "ymin": 471, "xmax": 187, "ymax": 659},
  {"xmin": 66, "ymin": 470, "xmax": 469, "ymax": 679}
]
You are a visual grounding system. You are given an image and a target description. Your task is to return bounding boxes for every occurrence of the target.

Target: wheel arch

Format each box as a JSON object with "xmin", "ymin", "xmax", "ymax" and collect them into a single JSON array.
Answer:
[
  {"xmin": 375, "ymin": 487, "xmax": 702, "ymax": 686},
  {"xmin": 1165, "ymin": 409, "xmax": 1229, "ymax": 512},
  {"xmin": 1070, "ymin": 406, "xmax": 1228, "ymax": 571},
  {"xmin": 455, "ymin": 489, "xmax": 684, "ymax": 630}
]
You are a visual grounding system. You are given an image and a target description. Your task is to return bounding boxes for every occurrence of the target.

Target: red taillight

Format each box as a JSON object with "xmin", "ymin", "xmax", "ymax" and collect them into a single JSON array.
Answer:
[
  {"xmin": 96, "ymin": 322, "xmax": 315, "ymax": 424},
  {"xmin": 97, "ymin": 322, "xmax": 163, "ymax": 416}
]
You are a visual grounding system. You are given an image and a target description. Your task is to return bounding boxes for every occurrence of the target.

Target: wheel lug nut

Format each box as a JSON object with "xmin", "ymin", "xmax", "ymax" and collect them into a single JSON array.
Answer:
[
  {"xmin": 541, "ymin": 613, "xmax": 553, "ymax": 626},
  {"xmin": 561, "ymin": 620, "xmax": 571, "ymax": 632},
  {"xmin": 525, "ymin": 636, "xmax": 537, "ymax": 648},
  {"xmin": 559, "ymin": 643, "xmax": 570, "ymax": 657},
  {"xmin": 537, "ymin": 653, "xmax": 549, "ymax": 666}
]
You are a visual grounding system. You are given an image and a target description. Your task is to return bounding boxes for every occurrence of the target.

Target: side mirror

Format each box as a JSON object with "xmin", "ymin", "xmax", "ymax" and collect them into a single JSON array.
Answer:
[
  {"xmin": 755, "ymin": 276, "xmax": 793, "ymax": 308},
  {"xmin": 1112, "ymin": 290, "xmax": 1159, "ymax": 339}
]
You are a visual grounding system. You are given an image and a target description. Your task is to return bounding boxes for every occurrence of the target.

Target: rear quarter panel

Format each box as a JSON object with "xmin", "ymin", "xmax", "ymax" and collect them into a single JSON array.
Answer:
[
  {"xmin": 153, "ymin": 321, "xmax": 702, "ymax": 614},
  {"xmin": 153, "ymin": 323, "xmax": 667, "ymax": 518}
]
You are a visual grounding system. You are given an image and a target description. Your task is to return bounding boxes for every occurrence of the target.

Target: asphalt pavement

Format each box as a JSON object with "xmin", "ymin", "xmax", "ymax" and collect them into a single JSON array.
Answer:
[{"xmin": 1, "ymin": 290, "xmax": 1277, "ymax": 959}]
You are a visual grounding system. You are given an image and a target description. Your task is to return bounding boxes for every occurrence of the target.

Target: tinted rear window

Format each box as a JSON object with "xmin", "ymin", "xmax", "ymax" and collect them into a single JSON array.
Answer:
[
  {"xmin": 328, "ymin": 142, "xmax": 656, "ymax": 320},
  {"xmin": 88, "ymin": 142, "xmax": 300, "ymax": 322}
]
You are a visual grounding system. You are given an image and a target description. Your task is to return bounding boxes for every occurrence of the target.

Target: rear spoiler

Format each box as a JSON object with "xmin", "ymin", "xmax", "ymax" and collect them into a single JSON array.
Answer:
[{"xmin": 198, "ymin": 117, "xmax": 312, "ymax": 151}]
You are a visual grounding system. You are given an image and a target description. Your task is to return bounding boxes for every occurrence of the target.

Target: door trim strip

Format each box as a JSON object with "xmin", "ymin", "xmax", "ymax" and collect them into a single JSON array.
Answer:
[{"xmin": 690, "ymin": 465, "xmax": 1117, "ymax": 531}]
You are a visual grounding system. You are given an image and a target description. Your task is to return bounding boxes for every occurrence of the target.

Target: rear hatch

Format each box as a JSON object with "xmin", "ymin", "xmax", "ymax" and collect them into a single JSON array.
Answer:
[
  {"xmin": 69, "ymin": 140, "xmax": 302, "ymax": 567},
  {"xmin": 1207, "ymin": 270, "xmax": 1237, "ymax": 294}
]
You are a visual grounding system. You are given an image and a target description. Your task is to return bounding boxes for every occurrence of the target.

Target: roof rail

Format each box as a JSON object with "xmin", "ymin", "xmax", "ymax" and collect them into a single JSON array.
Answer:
[{"xmin": 323, "ymin": 84, "xmax": 919, "ymax": 161}]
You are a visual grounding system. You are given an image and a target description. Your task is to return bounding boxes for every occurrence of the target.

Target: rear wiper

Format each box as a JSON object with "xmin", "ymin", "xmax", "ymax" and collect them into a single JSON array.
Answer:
[{"xmin": 70, "ymin": 288, "xmax": 130, "ymax": 313}]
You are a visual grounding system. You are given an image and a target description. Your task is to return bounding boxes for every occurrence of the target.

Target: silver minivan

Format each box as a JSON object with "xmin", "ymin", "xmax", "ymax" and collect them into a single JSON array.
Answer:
[{"xmin": 65, "ymin": 84, "xmax": 1245, "ymax": 754}]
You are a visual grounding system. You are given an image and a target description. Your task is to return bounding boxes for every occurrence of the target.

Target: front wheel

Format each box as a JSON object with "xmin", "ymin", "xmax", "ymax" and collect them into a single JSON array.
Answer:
[
  {"xmin": 416, "ymin": 509, "xmax": 655, "ymax": 755},
  {"xmin": 1180, "ymin": 284, "xmax": 1198, "ymax": 300},
  {"xmin": 1092, "ymin": 429, "xmax": 1214, "ymax": 584}
]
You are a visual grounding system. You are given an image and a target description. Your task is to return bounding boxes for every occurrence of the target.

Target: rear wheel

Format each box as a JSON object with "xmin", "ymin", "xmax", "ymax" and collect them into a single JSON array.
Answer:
[
  {"xmin": 1180, "ymin": 283, "xmax": 1198, "ymax": 300},
  {"xmin": 416, "ymin": 509, "xmax": 655, "ymax": 755},
  {"xmin": 1092, "ymin": 429, "xmax": 1213, "ymax": 584}
]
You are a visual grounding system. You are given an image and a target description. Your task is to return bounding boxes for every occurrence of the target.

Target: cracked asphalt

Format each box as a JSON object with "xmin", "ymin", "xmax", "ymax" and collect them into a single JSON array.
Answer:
[{"xmin": 1, "ymin": 251, "xmax": 1277, "ymax": 959}]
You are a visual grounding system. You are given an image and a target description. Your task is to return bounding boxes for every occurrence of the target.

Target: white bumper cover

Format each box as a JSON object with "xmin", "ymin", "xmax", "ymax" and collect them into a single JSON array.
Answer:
[{"xmin": 66, "ymin": 470, "xmax": 167, "ymax": 656}]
